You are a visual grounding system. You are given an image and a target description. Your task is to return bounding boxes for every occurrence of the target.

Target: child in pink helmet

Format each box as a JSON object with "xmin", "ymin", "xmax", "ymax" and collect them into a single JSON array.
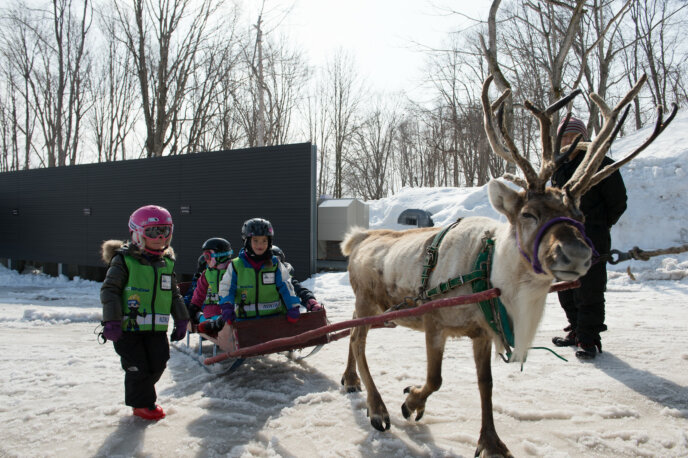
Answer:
[{"xmin": 100, "ymin": 205, "xmax": 190, "ymax": 421}]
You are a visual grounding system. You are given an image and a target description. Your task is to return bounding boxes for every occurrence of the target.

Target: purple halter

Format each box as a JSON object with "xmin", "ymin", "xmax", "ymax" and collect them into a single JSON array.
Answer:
[{"xmin": 517, "ymin": 216, "xmax": 598, "ymax": 275}]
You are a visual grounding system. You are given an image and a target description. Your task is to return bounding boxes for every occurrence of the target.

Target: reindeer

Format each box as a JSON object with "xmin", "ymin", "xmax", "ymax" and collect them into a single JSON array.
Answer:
[{"xmin": 340, "ymin": 74, "xmax": 676, "ymax": 457}]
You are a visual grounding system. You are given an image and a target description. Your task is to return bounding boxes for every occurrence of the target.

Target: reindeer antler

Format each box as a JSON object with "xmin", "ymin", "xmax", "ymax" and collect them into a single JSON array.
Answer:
[
  {"xmin": 565, "ymin": 75, "xmax": 652, "ymax": 198},
  {"xmin": 580, "ymin": 102, "xmax": 678, "ymax": 194},
  {"xmin": 481, "ymin": 75, "xmax": 582, "ymax": 193}
]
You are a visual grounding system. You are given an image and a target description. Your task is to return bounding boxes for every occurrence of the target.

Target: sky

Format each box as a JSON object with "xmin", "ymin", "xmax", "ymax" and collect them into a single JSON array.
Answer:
[
  {"xmin": 246, "ymin": 0, "xmax": 489, "ymax": 98},
  {"xmin": 0, "ymin": 111, "xmax": 687, "ymax": 457}
]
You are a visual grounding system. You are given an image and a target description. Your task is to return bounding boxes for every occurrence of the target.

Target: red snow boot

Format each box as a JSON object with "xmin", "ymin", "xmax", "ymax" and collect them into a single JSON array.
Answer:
[{"xmin": 133, "ymin": 405, "xmax": 165, "ymax": 420}]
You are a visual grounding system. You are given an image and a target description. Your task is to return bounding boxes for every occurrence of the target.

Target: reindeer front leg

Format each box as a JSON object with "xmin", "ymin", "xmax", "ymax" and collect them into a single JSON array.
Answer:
[
  {"xmin": 473, "ymin": 336, "xmax": 513, "ymax": 458},
  {"xmin": 402, "ymin": 316, "xmax": 445, "ymax": 422}
]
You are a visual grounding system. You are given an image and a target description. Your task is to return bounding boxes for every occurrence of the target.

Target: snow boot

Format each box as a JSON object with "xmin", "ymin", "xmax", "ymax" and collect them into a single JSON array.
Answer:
[
  {"xmin": 552, "ymin": 330, "xmax": 576, "ymax": 347},
  {"xmin": 133, "ymin": 405, "xmax": 165, "ymax": 420},
  {"xmin": 198, "ymin": 317, "xmax": 225, "ymax": 337},
  {"xmin": 575, "ymin": 339, "xmax": 602, "ymax": 360}
]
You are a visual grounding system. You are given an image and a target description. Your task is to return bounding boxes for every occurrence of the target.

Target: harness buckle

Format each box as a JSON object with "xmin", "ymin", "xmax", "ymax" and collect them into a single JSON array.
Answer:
[{"xmin": 425, "ymin": 245, "xmax": 438, "ymax": 266}]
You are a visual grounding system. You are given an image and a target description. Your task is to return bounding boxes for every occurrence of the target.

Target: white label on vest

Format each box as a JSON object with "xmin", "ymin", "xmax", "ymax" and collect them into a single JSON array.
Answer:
[
  {"xmin": 262, "ymin": 272, "xmax": 276, "ymax": 284},
  {"xmin": 135, "ymin": 314, "xmax": 170, "ymax": 325},
  {"xmin": 257, "ymin": 301, "xmax": 281, "ymax": 311},
  {"xmin": 160, "ymin": 274, "xmax": 172, "ymax": 290}
]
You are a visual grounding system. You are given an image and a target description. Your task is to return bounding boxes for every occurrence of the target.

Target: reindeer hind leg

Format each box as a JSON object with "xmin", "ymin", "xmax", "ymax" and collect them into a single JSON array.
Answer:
[
  {"xmin": 350, "ymin": 323, "xmax": 390, "ymax": 431},
  {"xmin": 341, "ymin": 330, "xmax": 361, "ymax": 392}
]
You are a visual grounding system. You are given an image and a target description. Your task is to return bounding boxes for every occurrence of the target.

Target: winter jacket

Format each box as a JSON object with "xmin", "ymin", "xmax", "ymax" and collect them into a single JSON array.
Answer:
[
  {"xmin": 218, "ymin": 249, "xmax": 300, "ymax": 319},
  {"xmin": 283, "ymin": 262, "xmax": 316, "ymax": 305},
  {"xmin": 552, "ymin": 152, "xmax": 627, "ymax": 234},
  {"xmin": 100, "ymin": 240, "xmax": 189, "ymax": 329},
  {"xmin": 190, "ymin": 267, "xmax": 227, "ymax": 318}
]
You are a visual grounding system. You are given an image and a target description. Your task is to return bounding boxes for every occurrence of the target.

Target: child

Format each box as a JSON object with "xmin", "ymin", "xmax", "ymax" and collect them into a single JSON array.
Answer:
[
  {"xmin": 183, "ymin": 254, "xmax": 207, "ymax": 308},
  {"xmin": 271, "ymin": 245, "xmax": 322, "ymax": 311},
  {"xmin": 189, "ymin": 237, "xmax": 233, "ymax": 336},
  {"xmin": 100, "ymin": 205, "xmax": 189, "ymax": 421},
  {"xmin": 219, "ymin": 218, "xmax": 300, "ymax": 325}
]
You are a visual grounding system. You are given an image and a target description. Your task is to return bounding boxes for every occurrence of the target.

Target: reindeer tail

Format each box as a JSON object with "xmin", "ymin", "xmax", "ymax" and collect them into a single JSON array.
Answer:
[{"xmin": 340, "ymin": 227, "xmax": 370, "ymax": 257}]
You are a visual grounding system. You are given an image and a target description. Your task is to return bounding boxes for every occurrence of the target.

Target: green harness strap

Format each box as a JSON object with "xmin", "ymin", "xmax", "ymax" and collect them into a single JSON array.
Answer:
[
  {"xmin": 470, "ymin": 238, "xmax": 515, "ymax": 360},
  {"xmin": 419, "ymin": 225, "xmax": 515, "ymax": 361}
]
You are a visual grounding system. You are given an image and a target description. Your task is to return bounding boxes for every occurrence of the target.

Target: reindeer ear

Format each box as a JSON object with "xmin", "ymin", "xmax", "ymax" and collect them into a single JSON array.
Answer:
[{"xmin": 488, "ymin": 179, "xmax": 523, "ymax": 220}]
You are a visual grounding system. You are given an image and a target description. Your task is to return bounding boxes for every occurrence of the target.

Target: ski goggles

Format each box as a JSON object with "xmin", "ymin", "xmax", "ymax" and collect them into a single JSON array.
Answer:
[
  {"xmin": 143, "ymin": 225, "xmax": 172, "ymax": 239},
  {"xmin": 204, "ymin": 250, "xmax": 233, "ymax": 262}
]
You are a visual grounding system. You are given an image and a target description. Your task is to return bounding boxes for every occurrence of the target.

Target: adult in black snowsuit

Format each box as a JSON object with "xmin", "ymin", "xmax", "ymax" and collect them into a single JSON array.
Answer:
[{"xmin": 551, "ymin": 117, "xmax": 627, "ymax": 359}]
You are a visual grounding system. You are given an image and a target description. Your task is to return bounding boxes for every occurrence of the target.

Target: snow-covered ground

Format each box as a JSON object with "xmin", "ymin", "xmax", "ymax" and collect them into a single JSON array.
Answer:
[{"xmin": 1, "ymin": 114, "xmax": 687, "ymax": 457}]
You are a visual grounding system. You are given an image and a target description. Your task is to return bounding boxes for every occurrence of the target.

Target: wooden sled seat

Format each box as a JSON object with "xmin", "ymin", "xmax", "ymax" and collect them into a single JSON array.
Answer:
[{"xmin": 199, "ymin": 309, "xmax": 328, "ymax": 358}]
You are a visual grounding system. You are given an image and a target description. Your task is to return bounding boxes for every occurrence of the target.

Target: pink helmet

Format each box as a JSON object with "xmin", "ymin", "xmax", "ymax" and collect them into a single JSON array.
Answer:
[{"xmin": 128, "ymin": 205, "xmax": 174, "ymax": 254}]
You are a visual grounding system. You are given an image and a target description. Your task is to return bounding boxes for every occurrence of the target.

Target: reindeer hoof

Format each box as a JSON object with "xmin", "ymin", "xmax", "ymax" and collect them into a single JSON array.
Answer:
[
  {"xmin": 401, "ymin": 402, "xmax": 424, "ymax": 421},
  {"xmin": 370, "ymin": 414, "xmax": 391, "ymax": 432},
  {"xmin": 401, "ymin": 402, "xmax": 411, "ymax": 419},
  {"xmin": 341, "ymin": 376, "xmax": 361, "ymax": 393}
]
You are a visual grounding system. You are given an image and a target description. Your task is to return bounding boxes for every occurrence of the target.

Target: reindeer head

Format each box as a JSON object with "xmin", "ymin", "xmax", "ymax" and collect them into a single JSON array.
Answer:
[{"xmin": 481, "ymin": 74, "xmax": 676, "ymax": 281}]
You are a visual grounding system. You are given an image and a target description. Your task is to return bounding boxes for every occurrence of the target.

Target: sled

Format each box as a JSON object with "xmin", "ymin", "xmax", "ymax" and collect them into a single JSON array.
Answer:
[{"xmin": 177, "ymin": 281, "xmax": 329, "ymax": 369}]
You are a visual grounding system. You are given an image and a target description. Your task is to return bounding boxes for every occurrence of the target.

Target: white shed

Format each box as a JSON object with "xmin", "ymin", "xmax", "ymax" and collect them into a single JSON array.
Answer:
[{"xmin": 317, "ymin": 198, "xmax": 369, "ymax": 260}]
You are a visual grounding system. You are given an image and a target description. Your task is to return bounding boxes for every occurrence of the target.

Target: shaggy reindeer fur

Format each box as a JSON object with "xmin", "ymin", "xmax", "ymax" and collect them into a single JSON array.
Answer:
[{"xmin": 340, "ymin": 179, "xmax": 592, "ymax": 457}]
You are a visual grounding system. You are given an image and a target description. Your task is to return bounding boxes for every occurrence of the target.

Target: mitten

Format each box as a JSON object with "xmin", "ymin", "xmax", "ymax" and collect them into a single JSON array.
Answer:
[
  {"xmin": 170, "ymin": 319, "xmax": 188, "ymax": 342},
  {"xmin": 103, "ymin": 321, "xmax": 122, "ymax": 342},
  {"xmin": 306, "ymin": 299, "xmax": 322, "ymax": 312},
  {"xmin": 286, "ymin": 306, "xmax": 300, "ymax": 324},
  {"xmin": 221, "ymin": 305, "xmax": 236, "ymax": 325},
  {"xmin": 198, "ymin": 317, "xmax": 225, "ymax": 337}
]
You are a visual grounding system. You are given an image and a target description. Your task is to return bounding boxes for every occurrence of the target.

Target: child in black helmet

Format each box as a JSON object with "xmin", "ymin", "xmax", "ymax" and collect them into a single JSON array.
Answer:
[
  {"xmin": 189, "ymin": 237, "xmax": 233, "ymax": 336},
  {"xmin": 218, "ymin": 218, "xmax": 301, "ymax": 324},
  {"xmin": 183, "ymin": 254, "xmax": 207, "ymax": 308}
]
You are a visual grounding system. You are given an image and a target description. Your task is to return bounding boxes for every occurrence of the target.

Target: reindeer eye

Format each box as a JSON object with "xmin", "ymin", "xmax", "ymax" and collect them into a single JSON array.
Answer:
[{"xmin": 521, "ymin": 212, "xmax": 538, "ymax": 221}]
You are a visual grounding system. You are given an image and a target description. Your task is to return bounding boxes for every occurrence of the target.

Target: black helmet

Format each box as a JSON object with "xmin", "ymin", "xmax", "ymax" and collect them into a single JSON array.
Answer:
[
  {"xmin": 241, "ymin": 218, "xmax": 274, "ymax": 247},
  {"xmin": 196, "ymin": 254, "xmax": 207, "ymax": 271},
  {"xmin": 271, "ymin": 245, "xmax": 286, "ymax": 263},
  {"xmin": 201, "ymin": 237, "xmax": 232, "ymax": 263}
]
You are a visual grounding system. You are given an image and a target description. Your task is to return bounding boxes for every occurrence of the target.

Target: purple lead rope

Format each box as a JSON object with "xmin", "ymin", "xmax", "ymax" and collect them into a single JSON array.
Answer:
[{"xmin": 518, "ymin": 217, "xmax": 598, "ymax": 274}]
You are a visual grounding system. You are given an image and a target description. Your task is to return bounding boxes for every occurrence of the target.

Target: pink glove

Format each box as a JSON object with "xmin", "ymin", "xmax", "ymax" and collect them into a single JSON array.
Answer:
[
  {"xmin": 306, "ymin": 299, "xmax": 322, "ymax": 312},
  {"xmin": 286, "ymin": 307, "xmax": 300, "ymax": 323}
]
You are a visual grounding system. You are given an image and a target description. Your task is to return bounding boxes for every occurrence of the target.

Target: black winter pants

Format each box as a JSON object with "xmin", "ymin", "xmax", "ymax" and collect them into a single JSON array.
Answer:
[
  {"xmin": 556, "ymin": 226, "xmax": 611, "ymax": 345},
  {"xmin": 114, "ymin": 331, "xmax": 170, "ymax": 409}
]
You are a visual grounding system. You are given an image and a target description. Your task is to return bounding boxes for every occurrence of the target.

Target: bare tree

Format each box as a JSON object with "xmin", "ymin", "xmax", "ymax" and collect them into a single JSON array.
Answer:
[
  {"xmin": 89, "ymin": 12, "xmax": 139, "ymax": 161},
  {"xmin": 111, "ymin": 0, "xmax": 222, "ymax": 157},
  {"xmin": 1, "ymin": 7, "xmax": 38, "ymax": 170},
  {"xmin": 343, "ymin": 98, "xmax": 399, "ymax": 199},
  {"xmin": 632, "ymin": 0, "xmax": 688, "ymax": 108},
  {"xmin": 301, "ymin": 72, "xmax": 333, "ymax": 196},
  {"xmin": 325, "ymin": 49, "xmax": 364, "ymax": 198},
  {"xmin": 3, "ymin": 0, "xmax": 93, "ymax": 167}
]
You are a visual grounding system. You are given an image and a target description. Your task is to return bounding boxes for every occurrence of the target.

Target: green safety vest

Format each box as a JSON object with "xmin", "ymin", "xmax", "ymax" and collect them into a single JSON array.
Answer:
[
  {"xmin": 232, "ymin": 257, "xmax": 285, "ymax": 319},
  {"xmin": 203, "ymin": 268, "xmax": 227, "ymax": 306},
  {"xmin": 120, "ymin": 255, "xmax": 175, "ymax": 331}
]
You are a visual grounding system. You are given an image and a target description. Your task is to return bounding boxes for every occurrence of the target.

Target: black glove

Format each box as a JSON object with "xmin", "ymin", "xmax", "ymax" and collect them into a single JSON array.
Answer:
[{"xmin": 188, "ymin": 305, "xmax": 202, "ymax": 324}]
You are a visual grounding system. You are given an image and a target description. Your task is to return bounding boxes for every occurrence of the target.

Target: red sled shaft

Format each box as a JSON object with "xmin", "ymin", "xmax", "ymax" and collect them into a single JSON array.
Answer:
[{"xmin": 204, "ymin": 280, "xmax": 579, "ymax": 365}]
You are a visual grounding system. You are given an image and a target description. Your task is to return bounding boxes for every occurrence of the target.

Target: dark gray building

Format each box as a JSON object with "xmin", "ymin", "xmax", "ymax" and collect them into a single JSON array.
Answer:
[{"xmin": 0, "ymin": 143, "xmax": 317, "ymax": 281}]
